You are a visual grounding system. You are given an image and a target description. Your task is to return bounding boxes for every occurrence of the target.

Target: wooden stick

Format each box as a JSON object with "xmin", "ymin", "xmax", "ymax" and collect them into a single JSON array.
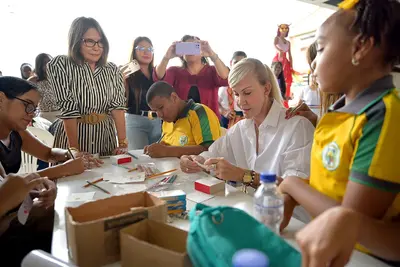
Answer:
[
  {"xmin": 86, "ymin": 180, "xmax": 110, "ymax": 194},
  {"xmin": 83, "ymin": 177, "xmax": 103, "ymax": 188},
  {"xmin": 146, "ymin": 169, "xmax": 177, "ymax": 179}
]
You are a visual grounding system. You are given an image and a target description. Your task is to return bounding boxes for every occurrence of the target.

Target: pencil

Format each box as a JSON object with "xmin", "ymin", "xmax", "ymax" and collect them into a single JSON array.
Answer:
[
  {"xmin": 128, "ymin": 167, "xmax": 138, "ymax": 172},
  {"xmin": 67, "ymin": 148, "xmax": 75, "ymax": 159},
  {"xmin": 127, "ymin": 152, "xmax": 139, "ymax": 159},
  {"xmin": 156, "ymin": 133, "xmax": 166, "ymax": 143},
  {"xmin": 86, "ymin": 180, "xmax": 110, "ymax": 194},
  {"xmin": 146, "ymin": 169, "xmax": 178, "ymax": 179},
  {"xmin": 289, "ymin": 100, "xmax": 305, "ymax": 115},
  {"xmin": 83, "ymin": 177, "xmax": 103, "ymax": 188}
]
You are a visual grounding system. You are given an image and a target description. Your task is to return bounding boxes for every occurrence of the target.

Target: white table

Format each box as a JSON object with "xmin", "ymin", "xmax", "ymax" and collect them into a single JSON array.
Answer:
[{"xmin": 51, "ymin": 150, "xmax": 389, "ymax": 267}]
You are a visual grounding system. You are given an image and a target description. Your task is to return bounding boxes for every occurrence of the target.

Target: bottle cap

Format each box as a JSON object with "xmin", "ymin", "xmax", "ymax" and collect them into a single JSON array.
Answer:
[{"xmin": 232, "ymin": 249, "xmax": 269, "ymax": 267}]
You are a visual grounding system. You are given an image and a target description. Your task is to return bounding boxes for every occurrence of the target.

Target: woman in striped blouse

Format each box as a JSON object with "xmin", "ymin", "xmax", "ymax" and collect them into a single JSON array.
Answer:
[{"xmin": 47, "ymin": 17, "xmax": 127, "ymax": 159}]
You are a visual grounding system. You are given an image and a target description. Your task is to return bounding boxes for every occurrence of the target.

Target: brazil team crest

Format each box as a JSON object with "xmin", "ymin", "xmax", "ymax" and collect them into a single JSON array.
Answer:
[
  {"xmin": 322, "ymin": 142, "xmax": 340, "ymax": 171},
  {"xmin": 179, "ymin": 135, "xmax": 188, "ymax": 146}
]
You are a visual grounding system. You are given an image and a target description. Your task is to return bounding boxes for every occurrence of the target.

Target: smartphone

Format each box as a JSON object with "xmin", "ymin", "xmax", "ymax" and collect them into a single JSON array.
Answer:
[
  {"xmin": 175, "ymin": 42, "xmax": 201, "ymax": 56},
  {"xmin": 120, "ymin": 59, "xmax": 140, "ymax": 76}
]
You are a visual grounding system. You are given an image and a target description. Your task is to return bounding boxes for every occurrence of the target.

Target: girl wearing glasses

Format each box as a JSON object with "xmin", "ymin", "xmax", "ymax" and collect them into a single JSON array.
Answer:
[
  {"xmin": 124, "ymin": 37, "xmax": 161, "ymax": 150},
  {"xmin": 47, "ymin": 17, "xmax": 127, "ymax": 160},
  {"xmin": 154, "ymin": 35, "xmax": 229, "ymax": 118}
]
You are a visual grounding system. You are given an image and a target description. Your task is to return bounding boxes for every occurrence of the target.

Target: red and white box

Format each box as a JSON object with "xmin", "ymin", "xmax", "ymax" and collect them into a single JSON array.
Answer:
[
  {"xmin": 194, "ymin": 177, "xmax": 225, "ymax": 195},
  {"xmin": 110, "ymin": 155, "xmax": 132, "ymax": 165}
]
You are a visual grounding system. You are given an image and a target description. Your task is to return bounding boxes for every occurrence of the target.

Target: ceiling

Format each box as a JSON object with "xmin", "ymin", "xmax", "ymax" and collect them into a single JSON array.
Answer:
[{"xmin": 297, "ymin": 0, "xmax": 341, "ymax": 9}]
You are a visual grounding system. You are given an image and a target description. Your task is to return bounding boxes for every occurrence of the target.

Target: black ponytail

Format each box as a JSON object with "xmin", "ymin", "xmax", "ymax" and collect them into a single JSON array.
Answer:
[{"xmin": 351, "ymin": 0, "xmax": 400, "ymax": 68}]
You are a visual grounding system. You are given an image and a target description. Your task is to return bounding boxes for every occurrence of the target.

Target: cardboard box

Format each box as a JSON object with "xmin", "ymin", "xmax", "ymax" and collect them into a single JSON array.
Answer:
[
  {"xmin": 195, "ymin": 177, "xmax": 225, "ymax": 194},
  {"xmin": 120, "ymin": 219, "xmax": 192, "ymax": 267},
  {"xmin": 65, "ymin": 192, "xmax": 167, "ymax": 267}
]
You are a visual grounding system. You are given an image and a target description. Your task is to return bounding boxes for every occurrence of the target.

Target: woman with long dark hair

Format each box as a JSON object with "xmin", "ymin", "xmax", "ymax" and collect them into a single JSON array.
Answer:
[
  {"xmin": 154, "ymin": 35, "xmax": 229, "ymax": 117},
  {"xmin": 28, "ymin": 53, "xmax": 60, "ymax": 122},
  {"xmin": 271, "ymin": 61, "xmax": 286, "ymax": 99},
  {"xmin": 124, "ymin": 36, "xmax": 161, "ymax": 149}
]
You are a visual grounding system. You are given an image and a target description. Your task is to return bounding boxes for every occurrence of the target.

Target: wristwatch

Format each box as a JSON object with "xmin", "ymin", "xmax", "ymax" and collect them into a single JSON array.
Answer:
[{"xmin": 242, "ymin": 170, "xmax": 253, "ymax": 184}]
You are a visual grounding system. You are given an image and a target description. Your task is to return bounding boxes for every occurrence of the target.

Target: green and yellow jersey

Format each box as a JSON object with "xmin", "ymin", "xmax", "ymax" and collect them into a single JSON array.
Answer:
[
  {"xmin": 162, "ymin": 100, "xmax": 221, "ymax": 147},
  {"xmin": 310, "ymin": 75, "xmax": 400, "ymax": 252}
]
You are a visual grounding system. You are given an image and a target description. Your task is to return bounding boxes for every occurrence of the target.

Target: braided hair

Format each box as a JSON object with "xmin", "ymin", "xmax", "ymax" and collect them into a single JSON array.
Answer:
[{"xmin": 350, "ymin": 0, "xmax": 400, "ymax": 68}]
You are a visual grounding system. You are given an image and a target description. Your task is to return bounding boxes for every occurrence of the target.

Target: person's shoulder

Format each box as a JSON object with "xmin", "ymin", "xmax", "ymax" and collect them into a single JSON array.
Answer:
[
  {"xmin": 48, "ymin": 55, "xmax": 71, "ymax": 69},
  {"xmin": 104, "ymin": 61, "xmax": 118, "ymax": 71},
  {"xmin": 167, "ymin": 66, "xmax": 182, "ymax": 73}
]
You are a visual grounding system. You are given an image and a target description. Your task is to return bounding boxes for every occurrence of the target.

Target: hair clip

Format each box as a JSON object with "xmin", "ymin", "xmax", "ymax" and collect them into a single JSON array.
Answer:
[{"xmin": 338, "ymin": 0, "xmax": 360, "ymax": 9}]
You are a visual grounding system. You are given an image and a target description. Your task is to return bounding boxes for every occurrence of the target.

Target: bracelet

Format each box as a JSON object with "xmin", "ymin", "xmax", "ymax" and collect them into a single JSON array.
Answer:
[
  {"xmin": 118, "ymin": 138, "xmax": 129, "ymax": 148},
  {"xmin": 210, "ymin": 54, "xmax": 219, "ymax": 62},
  {"xmin": 69, "ymin": 147, "xmax": 80, "ymax": 153}
]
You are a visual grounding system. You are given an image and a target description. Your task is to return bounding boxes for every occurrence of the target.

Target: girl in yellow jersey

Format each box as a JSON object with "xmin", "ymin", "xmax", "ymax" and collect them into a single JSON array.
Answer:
[{"xmin": 279, "ymin": 0, "xmax": 400, "ymax": 265}]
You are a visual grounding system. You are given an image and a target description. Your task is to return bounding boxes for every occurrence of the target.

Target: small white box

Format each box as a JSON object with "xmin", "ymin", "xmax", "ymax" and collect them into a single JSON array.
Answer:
[
  {"xmin": 110, "ymin": 155, "xmax": 132, "ymax": 165},
  {"xmin": 194, "ymin": 177, "xmax": 225, "ymax": 194}
]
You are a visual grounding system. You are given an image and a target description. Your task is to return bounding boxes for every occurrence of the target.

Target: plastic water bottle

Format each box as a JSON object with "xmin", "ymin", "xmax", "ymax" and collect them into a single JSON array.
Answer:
[
  {"xmin": 232, "ymin": 249, "xmax": 269, "ymax": 267},
  {"xmin": 253, "ymin": 173, "xmax": 284, "ymax": 233}
]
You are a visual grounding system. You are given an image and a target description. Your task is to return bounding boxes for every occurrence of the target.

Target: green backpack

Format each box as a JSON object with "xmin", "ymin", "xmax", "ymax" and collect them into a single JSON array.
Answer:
[{"xmin": 187, "ymin": 203, "xmax": 301, "ymax": 267}]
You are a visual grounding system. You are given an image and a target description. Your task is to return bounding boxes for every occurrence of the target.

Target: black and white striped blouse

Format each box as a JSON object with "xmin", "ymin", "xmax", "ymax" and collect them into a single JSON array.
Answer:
[{"xmin": 47, "ymin": 55, "xmax": 126, "ymax": 155}]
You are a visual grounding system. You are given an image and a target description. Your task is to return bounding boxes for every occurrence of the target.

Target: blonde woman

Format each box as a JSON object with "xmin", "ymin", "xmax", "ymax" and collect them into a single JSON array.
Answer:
[{"xmin": 180, "ymin": 58, "xmax": 314, "ymax": 194}]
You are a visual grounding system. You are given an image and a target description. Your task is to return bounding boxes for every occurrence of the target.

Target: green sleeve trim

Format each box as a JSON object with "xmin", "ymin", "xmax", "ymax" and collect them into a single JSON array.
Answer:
[
  {"xmin": 350, "ymin": 171, "xmax": 400, "ymax": 193},
  {"xmin": 351, "ymin": 100, "xmax": 385, "ymax": 173},
  {"xmin": 194, "ymin": 106, "xmax": 213, "ymax": 143}
]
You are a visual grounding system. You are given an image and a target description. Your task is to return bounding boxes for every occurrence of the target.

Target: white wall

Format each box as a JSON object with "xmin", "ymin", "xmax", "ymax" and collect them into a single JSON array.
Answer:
[{"xmin": 392, "ymin": 72, "xmax": 400, "ymax": 88}]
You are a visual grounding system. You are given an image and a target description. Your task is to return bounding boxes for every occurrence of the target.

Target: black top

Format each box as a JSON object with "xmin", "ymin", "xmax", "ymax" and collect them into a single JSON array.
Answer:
[
  {"xmin": 126, "ymin": 71, "xmax": 154, "ymax": 114},
  {"xmin": 0, "ymin": 131, "xmax": 23, "ymax": 175}
]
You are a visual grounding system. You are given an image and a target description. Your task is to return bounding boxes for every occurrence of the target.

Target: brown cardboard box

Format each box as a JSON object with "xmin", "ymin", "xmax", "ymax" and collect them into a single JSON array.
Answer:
[
  {"xmin": 120, "ymin": 219, "xmax": 193, "ymax": 267},
  {"xmin": 65, "ymin": 192, "xmax": 167, "ymax": 267}
]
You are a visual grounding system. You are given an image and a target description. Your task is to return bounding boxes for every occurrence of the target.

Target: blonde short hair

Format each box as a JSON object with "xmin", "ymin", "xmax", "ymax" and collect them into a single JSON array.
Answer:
[{"xmin": 228, "ymin": 58, "xmax": 283, "ymax": 106}]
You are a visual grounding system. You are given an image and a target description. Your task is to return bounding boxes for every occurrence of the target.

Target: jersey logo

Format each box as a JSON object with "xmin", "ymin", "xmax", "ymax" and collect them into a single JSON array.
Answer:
[
  {"xmin": 322, "ymin": 141, "xmax": 340, "ymax": 171},
  {"xmin": 179, "ymin": 135, "xmax": 188, "ymax": 146}
]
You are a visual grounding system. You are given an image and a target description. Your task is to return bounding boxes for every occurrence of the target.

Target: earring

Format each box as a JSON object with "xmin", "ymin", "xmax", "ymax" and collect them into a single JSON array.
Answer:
[{"xmin": 352, "ymin": 58, "xmax": 359, "ymax": 66}]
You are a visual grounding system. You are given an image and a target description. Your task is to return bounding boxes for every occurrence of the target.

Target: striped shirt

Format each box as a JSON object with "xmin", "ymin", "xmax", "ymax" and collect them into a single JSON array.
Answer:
[{"xmin": 47, "ymin": 55, "xmax": 126, "ymax": 155}]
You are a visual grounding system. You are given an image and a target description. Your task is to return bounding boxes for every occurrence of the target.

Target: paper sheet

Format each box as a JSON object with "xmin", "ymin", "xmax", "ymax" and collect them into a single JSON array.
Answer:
[
  {"xmin": 186, "ymin": 191, "xmax": 215, "ymax": 203},
  {"xmin": 67, "ymin": 192, "xmax": 96, "ymax": 202},
  {"xmin": 105, "ymin": 173, "xmax": 146, "ymax": 184},
  {"xmin": 115, "ymin": 184, "xmax": 147, "ymax": 196}
]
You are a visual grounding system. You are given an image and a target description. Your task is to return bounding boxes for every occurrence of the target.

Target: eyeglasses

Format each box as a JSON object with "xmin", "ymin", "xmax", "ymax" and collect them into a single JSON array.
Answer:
[
  {"xmin": 14, "ymin": 97, "xmax": 39, "ymax": 116},
  {"xmin": 135, "ymin": 46, "xmax": 154, "ymax": 53},
  {"xmin": 82, "ymin": 38, "xmax": 104, "ymax": 48}
]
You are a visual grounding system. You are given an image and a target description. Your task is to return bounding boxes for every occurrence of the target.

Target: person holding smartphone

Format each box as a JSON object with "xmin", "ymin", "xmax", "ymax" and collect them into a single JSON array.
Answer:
[
  {"xmin": 154, "ymin": 35, "xmax": 229, "ymax": 118},
  {"xmin": 123, "ymin": 37, "xmax": 161, "ymax": 150}
]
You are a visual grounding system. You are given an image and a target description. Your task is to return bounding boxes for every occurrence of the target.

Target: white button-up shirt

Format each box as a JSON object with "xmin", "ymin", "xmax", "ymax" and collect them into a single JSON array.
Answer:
[{"xmin": 201, "ymin": 100, "xmax": 315, "ymax": 179}]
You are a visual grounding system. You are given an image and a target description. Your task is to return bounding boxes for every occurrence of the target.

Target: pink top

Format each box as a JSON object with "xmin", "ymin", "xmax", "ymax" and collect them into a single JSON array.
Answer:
[
  {"xmin": 153, "ymin": 65, "xmax": 228, "ymax": 117},
  {"xmin": 276, "ymin": 38, "xmax": 290, "ymax": 53}
]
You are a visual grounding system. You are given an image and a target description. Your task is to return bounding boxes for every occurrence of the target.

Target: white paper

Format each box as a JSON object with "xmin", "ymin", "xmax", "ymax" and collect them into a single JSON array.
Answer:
[
  {"xmin": 18, "ymin": 195, "xmax": 33, "ymax": 225},
  {"xmin": 186, "ymin": 191, "xmax": 215, "ymax": 203},
  {"xmin": 67, "ymin": 192, "xmax": 96, "ymax": 202},
  {"xmin": 115, "ymin": 184, "xmax": 147, "ymax": 196},
  {"xmin": 106, "ymin": 173, "xmax": 146, "ymax": 184}
]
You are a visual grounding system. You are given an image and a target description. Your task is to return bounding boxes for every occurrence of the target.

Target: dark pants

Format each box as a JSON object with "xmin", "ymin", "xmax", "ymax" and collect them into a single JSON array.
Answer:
[{"xmin": 0, "ymin": 207, "xmax": 54, "ymax": 267}]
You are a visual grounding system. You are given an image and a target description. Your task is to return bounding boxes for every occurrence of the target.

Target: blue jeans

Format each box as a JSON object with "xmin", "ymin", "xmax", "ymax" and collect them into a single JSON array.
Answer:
[{"xmin": 125, "ymin": 113, "xmax": 162, "ymax": 150}]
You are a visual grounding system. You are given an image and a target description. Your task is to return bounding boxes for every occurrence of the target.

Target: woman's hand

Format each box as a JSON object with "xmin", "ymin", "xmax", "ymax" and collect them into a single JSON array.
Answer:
[
  {"xmin": 200, "ymin": 41, "xmax": 216, "ymax": 58},
  {"xmin": 285, "ymin": 100, "xmax": 318, "ymax": 127},
  {"xmin": 165, "ymin": 42, "xmax": 178, "ymax": 60},
  {"xmin": 33, "ymin": 178, "xmax": 57, "ymax": 209},
  {"xmin": 296, "ymin": 207, "xmax": 360, "ymax": 267},
  {"xmin": 62, "ymin": 158, "xmax": 86, "ymax": 175},
  {"xmin": 180, "ymin": 155, "xmax": 205, "ymax": 173},
  {"xmin": 204, "ymin": 158, "xmax": 245, "ymax": 181},
  {"xmin": 280, "ymin": 193, "xmax": 297, "ymax": 232},
  {"xmin": 74, "ymin": 152, "xmax": 103, "ymax": 169},
  {"xmin": 0, "ymin": 173, "xmax": 46, "ymax": 214},
  {"xmin": 49, "ymin": 148, "xmax": 70, "ymax": 163},
  {"xmin": 113, "ymin": 147, "xmax": 127, "ymax": 155}
]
